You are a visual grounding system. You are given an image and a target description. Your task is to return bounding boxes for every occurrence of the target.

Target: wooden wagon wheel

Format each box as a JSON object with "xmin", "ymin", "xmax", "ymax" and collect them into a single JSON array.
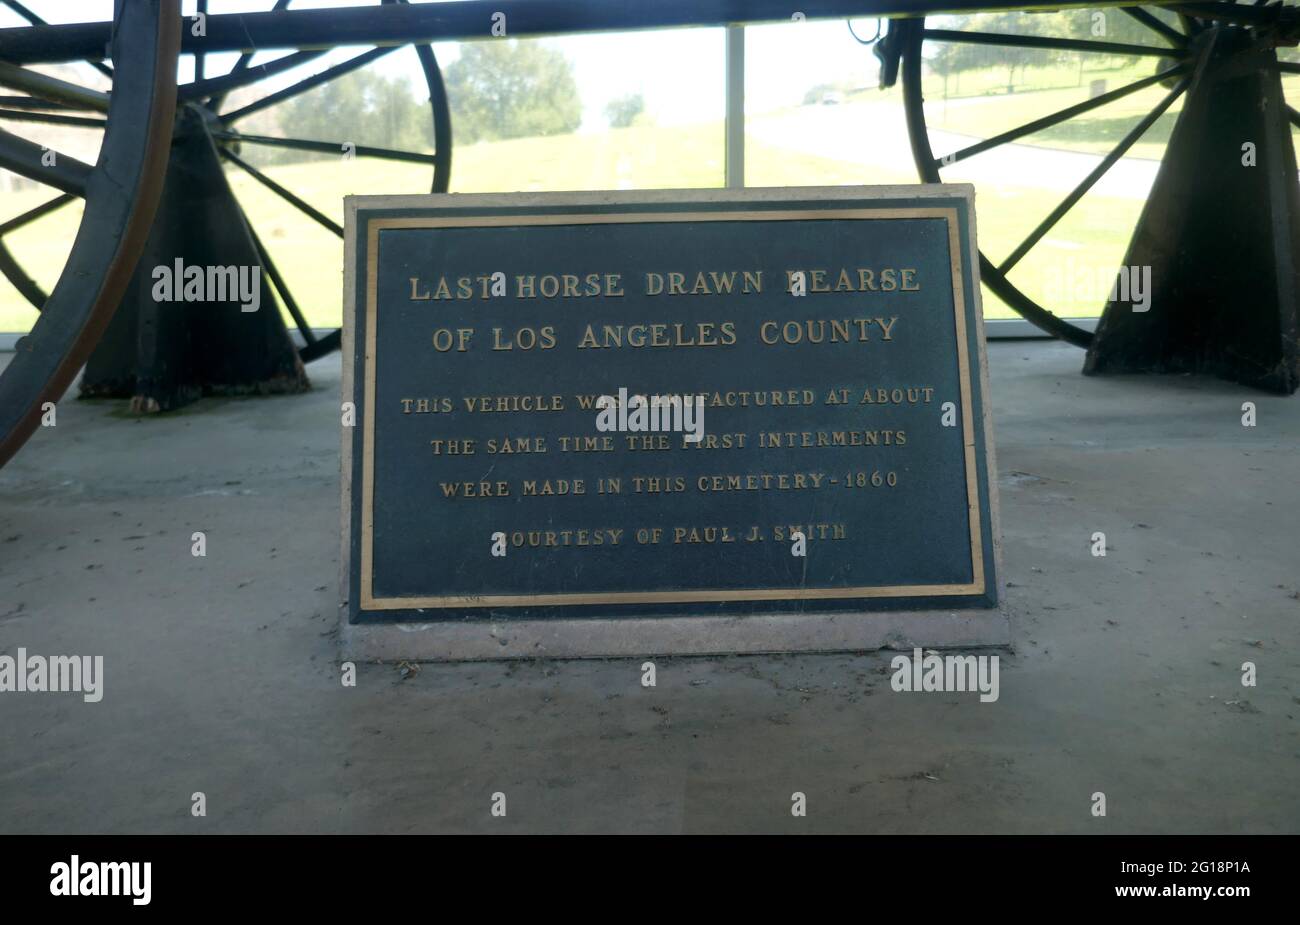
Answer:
[
  {"xmin": 899, "ymin": 2, "xmax": 1300, "ymax": 351},
  {"xmin": 0, "ymin": 0, "xmax": 180, "ymax": 467},
  {"xmin": 0, "ymin": 0, "xmax": 451, "ymax": 386},
  {"xmin": 200, "ymin": 0, "xmax": 453, "ymax": 363}
]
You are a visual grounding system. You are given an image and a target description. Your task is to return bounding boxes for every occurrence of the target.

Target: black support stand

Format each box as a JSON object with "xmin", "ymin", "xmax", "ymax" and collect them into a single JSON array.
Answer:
[
  {"xmin": 1085, "ymin": 29, "xmax": 1300, "ymax": 394},
  {"xmin": 81, "ymin": 106, "xmax": 308, "ymax": 411}
]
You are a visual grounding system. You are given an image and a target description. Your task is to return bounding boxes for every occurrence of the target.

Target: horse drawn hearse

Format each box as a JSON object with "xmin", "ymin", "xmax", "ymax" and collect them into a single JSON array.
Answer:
[{"xmin": 0, "ymin": 0, "xmax": 1297, "ymax": 468}]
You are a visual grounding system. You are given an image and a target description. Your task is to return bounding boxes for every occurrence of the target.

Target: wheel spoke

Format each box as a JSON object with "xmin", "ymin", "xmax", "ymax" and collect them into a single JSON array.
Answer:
[
  {"xmin": 998, "ymin": 76, "xmax": 1190, "ymax": 275},
  {"xmin": 0, "ymin": 191, "xmax": 74, "ymax": 235},
  {"xmin": 179, "ymin": 49, "xmax": 326, "ymax": 103},
  {"xmin": 214, "ymin": 54, "xmax": 253, "ymax": 109},
  {"xmin": 299, "ymin": 328, "xmax": 340, "ymax": 362},
  {"xmin": 0, "ymin": 0, "xmax": 113, "ymax": 78},
  {"xmin": 0, "ymin": 107, "xmax": 106, "ymax": 128},
  {"xmin": 0, "ymin": 95, "xmax": 85, "ymax": 111},
  {"xmin": 1120, "ymin": 8, "xmax": 1187, "ymax": 47},
  {"xmin": 219, "ymin": 148, "xmax": 343, "ymax": 237},
  {"xmin": 244, "ymin": 220, "xmax": 316, "ymax": 344},
  {"xmin": 0, "ymin": 126, "xmax": 90, "ymax": 195},
  {"xmin": 222, "ymin": 45, "xmax": 398, "ymax": 122},
  {"xmin": 0, "ymin": 62, "xmax": 109, "ymax": 112},
  {"xmin": 921, "ymin": 29, "xmax": 1173, "ymax": 59},
  {"xmin": 1278, "ymin": 62, "xmax": 1300, "ymax": 75},
  {"xmin": 1287, "ymin": 105, "xmax": 1300, "ymax": 131},
  {"xmin": 0, "ymin": 237, "xmax": 46, "ymax": 307},
  {"xmin": 936, "ymin": 63, "xmax": 1187, "ymax": 168},
  {"xmin": 210, "ymin": 0, "xmax": 295, "ymax": 110},
  {"xmin": 214, "ymin": 130, "xmax": 437, "ymax": 165}
]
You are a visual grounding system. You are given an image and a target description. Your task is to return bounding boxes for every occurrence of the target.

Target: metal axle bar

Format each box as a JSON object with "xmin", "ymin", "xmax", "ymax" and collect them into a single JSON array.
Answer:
[{"xmin": 0, "ymin": 0, "xmax": 1200, "ymax": 65}]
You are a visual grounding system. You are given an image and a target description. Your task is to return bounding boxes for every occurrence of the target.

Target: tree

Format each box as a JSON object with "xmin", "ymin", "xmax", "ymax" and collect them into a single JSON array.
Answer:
[
  {"xmin": 604, "ymin": 92, "xmax": 644, "ymax": 129},
  {"xmin": 925, "ymin": 44, "xmax": 959, "ymax": 100},
  {"xmin": 250, "ymin": 67, "xmax": 430, "ymax": 166},
  {"xmin": 443, "ymin": 40, "xmax": 582, "ymax": 145},
  {"xmin": 927, "ymin": 10, "xmax": 1170, "ymax": 94}
]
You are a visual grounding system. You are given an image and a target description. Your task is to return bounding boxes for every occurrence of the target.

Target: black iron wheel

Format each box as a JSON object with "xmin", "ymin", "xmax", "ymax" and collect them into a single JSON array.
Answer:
[
  {"xmin": 0, "ymin": 0, "xmax": 452, "ymax": 370},
  {"xmin": 206, "ymin": 0, "xmax": 452, "ymax": 364},
  {"xmin": 0, "ymin": 0, "xmax": 180, "ymax": 467},
  {"xmin": 900, "ymin": 2, "xmax": 1300, "ymax": 345}
]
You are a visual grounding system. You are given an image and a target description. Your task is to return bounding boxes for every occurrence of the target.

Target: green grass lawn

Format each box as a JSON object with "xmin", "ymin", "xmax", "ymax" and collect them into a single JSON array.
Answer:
[
  {"xmin": 0, "ymin": 122, "xmax": 921, "ymax": 333},
  {"xmin": 926, "ymin": 73, "xmax": 1185, "ymax": 161},
  {"xmin": 3, "ymin": 81, "xmax": 1247, "ymax": 334},
  {"xmin": 0, "ymin": 148, "xmax": 1142, "ymax": 334},
  {"xmin": 927, "ymin": 67, "xmax": 1300, "ymax": 161}
]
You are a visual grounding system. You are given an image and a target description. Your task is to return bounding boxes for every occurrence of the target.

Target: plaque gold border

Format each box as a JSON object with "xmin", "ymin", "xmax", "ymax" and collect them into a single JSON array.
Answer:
[{"xmin": 356, "ymin": 206, "xmax": 984, "ymax": 611}]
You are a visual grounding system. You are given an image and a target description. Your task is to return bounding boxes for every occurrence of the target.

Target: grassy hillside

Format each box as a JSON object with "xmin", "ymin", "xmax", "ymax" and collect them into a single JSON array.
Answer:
[
  {"xmin": 1, "ymin": 121, "xmax": 921, "ymax": 333},
  {"xmin": 11, "ymin": 65, "xmax": 1295, "ymax": 334}
]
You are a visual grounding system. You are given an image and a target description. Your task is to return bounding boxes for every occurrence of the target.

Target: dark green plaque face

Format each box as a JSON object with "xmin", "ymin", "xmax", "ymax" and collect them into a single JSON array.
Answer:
[{"xmin": 345, "ymin": 190, "xmax": 999, "ymax": 623}]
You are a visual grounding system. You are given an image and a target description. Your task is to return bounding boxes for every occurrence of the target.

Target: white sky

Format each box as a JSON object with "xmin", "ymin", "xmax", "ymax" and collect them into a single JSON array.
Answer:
[{"xmin": 0, "ymin": 0, "xmax": 887, "ymax": 126}]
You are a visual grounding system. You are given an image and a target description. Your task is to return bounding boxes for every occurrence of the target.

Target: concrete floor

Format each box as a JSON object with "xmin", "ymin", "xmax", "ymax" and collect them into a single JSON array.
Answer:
[{"xmin": 0, "ymin": 341, "xmax": 1297, "ymax": 833}]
